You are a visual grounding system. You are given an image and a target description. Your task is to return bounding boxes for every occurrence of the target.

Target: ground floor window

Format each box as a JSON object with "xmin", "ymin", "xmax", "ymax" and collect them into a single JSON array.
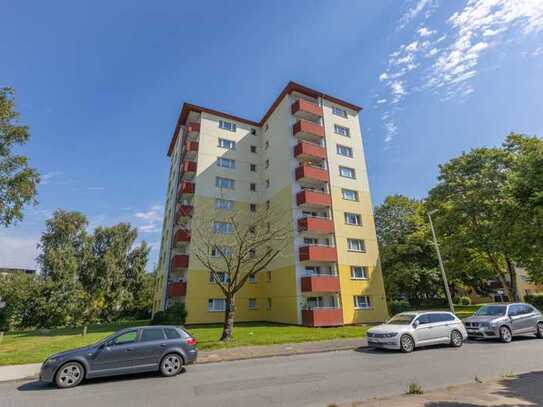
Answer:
[
  {"xmin": 208, "ymin": 298, "xmax": 226, "ymax": 312},
  {"xmin": 353, "ymin": 296, "xmax": 371, "ymax": 310},
  {"xmin": 248, "ymin": 298, "xmax": 257, "ymax": 310},
  {"xmin": 267, "ymin": 298, "xmax": 272, "ymax": 310}
]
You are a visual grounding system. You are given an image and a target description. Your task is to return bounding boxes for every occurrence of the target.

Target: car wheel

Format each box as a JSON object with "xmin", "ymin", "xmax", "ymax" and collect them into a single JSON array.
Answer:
[
  {"xmin": 160, "ymin": 353, "xmax": 184, "ymax": 377},
  {"xmin": 55, "ymin": 362, "xmax": 85, "ymax": 389},
  {"xmin": 499, "ymin": 326, "xmax": 512, "ymax": 343},
  {"xmin": 400, "ymin": 334, "xmax": 415, "ymax": 353},
  {"xmin": 536, "ymin": 322, "xmax": 543, "ymax": 339},
  {"xmin": 450, "ymin": 330, "xmax": 464, "ymax": 347}
]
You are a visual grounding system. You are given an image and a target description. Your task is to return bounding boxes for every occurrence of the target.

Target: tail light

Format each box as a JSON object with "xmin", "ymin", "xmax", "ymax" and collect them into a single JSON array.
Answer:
[{"xmin": 185, "ymin": 337, "xmax": 197, "ymax": 346}]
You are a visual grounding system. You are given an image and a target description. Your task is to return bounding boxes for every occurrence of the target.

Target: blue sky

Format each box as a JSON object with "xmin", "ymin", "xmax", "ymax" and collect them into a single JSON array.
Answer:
[{"xmin": 1, "ymin": 0, "xmax": 542, "ymax": 270}]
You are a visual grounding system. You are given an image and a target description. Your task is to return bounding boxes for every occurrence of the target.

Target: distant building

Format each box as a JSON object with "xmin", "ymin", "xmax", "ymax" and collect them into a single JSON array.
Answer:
[{"xmin": 0, "ymin": 267, "xmax": 36, "ymax": 276}]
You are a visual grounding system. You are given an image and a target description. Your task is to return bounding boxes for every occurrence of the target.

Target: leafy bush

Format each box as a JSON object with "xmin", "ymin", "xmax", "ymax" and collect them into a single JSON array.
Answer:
[
  {"xmin": 459, "ymin": 296, "xmax": 472, "ymax": 306},
  {"xmin": 525, "ymin": 294, "xmax": 543, "ymax": 311},
  {"xmin": 410, "ymin": 298, "xmax": 449, "ymax": 309},
  {"xmin": 151, "ymin": 302, "xmax": 187, "ymax": 326},
  {"xmin": 388, "ymin": 300, "xmax": 411, "ymax": 315}
]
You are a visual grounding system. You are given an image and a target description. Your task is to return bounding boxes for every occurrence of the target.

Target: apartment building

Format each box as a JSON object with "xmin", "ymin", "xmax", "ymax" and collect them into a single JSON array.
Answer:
[{"xmin": 153, "ymin": 81, "xmax": 388, "ymax": 326}]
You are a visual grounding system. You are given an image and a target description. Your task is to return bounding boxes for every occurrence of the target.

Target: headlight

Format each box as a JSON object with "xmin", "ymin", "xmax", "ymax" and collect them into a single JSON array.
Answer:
[
  {"xmin": 383, "ymin": 332, "xmax": 398, "ymax": 338},
  {"xmin": 44, "ymin": 357, "xmax": 59, "ymax": 366},
  {"xmin": 489, "ymin": 321, "xmax": 499, "ymax": 328}
]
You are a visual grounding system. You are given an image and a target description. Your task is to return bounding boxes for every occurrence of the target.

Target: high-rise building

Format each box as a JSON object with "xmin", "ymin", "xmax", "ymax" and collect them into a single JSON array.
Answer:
[{"xmin": 153, "ymin": 82, "xmax": 388, "ymax": 326}]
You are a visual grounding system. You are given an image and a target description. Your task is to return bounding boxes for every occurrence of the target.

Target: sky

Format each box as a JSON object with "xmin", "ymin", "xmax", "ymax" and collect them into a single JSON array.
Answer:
[{"xmin": 1, "ymin": 0, "xmax": 542, "ymax": 270}]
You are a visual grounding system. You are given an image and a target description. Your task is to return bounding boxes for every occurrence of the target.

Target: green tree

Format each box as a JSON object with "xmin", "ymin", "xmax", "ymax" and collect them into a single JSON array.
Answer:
[{"xmin": 0, "ymin": 87, "xmax": 40, "ymax": 227}]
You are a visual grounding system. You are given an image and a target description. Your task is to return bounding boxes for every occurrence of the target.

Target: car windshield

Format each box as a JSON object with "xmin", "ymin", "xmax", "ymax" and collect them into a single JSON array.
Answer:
[
  {"xmin": 387, "ymin": 314, "xmax": 416, "ymax": 325},
  {"xmin": 475, "ymin": 305, "xmax": 507, "ymax": 316}
]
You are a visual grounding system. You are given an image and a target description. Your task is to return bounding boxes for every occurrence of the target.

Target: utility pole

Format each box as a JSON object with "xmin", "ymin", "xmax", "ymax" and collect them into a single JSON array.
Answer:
[{"xmin": 427, "ymin": 210, "xmax": 455, "ymax": 314}]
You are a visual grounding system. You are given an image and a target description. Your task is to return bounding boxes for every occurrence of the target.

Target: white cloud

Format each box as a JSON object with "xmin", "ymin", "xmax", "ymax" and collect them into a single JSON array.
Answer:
[
  {"xmin": 531, "ymin": 46, "xmax": 543, "ymax": 56},
  {"xmin": 40, "ymin": 171, "xmax": 62, "ymax": 185},
  {"xmin": 134, "ymin": 205, "xmax": 163, "ymax": 234},
  {"xmin": 398, "ymin": 0, "xmax": 438, "ymax": 29},
  {"xmin": 379, "ymin": 72, "xmax": 389, "ymax": 81},
  {"xmin": 0, "ymin": 235, "xmax": 39, "ymax": 269},
  {"xmin": 418, "ymin": 26, "xmax": 435, "ymax": 37},
  {"xmin": 376, "ymin": 98, "xmax": 387, "ymax": 104},
  {"xmin": 405, "ymin": 41, "xmax": 419, "ymax": 52}
]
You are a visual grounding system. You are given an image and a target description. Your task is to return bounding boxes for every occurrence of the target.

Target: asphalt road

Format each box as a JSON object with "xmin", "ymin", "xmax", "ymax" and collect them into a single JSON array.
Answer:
[{"xmin": 2, "ymin": 337, "xmax": 543, "ymax": 407}]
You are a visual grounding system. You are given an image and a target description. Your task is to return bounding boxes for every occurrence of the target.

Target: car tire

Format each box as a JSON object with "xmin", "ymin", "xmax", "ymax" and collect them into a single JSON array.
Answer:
[
  {"xmin": 450, "ymin": 330, "xmax": 464, "ymax": 347},
  {"xmin": 536, "ymin": 322, "xmax": 543, "ymax": 339},
  {"xmin": 399, "ymin": 334, "xmax": 415, "ymax": 353},
  {"xmin": 54, "ymin": 361, "xmax": 85, "ymax": 389},
  {"xmin": 499, "ymin": 326, "xmax": 512, "ymax": 343},
  {"xmin": 160, "ymin": 353, "xmax": 184, "ymax": 377}
]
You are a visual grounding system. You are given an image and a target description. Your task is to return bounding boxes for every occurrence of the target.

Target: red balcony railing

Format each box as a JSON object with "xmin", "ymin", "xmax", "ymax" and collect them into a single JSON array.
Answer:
[
  {"xmin": 171, "ymin": 255, "xmax": 189, "ymax": 269},
  {"xmin": 296, "ymin": 190, "xmax": 332, "ymax": 207},
  {"xmin": 294, "ymin": 142, "xmax": 326, "ymax": 162},
  {"xmin": 176, "ymin": 205, "xmax": 193, "ymax": 223},
  {"xmin": 301, "ymin": 276, "xmax": 340, "ymax": 293},
  {"xmin": 168, "ymin": 282, "xmax": 187, "ymax": 297},
  {"xmin": 297, "ymin": 217, "xmax": 335, "ymax": 234},
  {"xmin": 185, "ymin": 141, "xmax": 199, "ymax": 152},
  {"xmin": 178, "ymin": 181, "xmax": 195, "ymax": 195},
  {"xmin": 182, "ymin": 161, "xmax": 197, "ymax": 173},
  {"xmin": 302, "ymin": 308, "xmax": 343, "ymax": 327},
  {"xmin": 174, "ymin": 229, "xmax": 191, "ymax": 244},
  {"xmin": 299, "ymin": 246, "xmax": 337, "ymax": 262},
  {"xmin": 295, "ymin": 165, "xmax": 329, "ymax": 183},
  {"xmin": 291, "ymin": 99, "xmax": 323, "ymax": 120},
  {"xmin": 186, "ymin": 122, "xmax": 200, "ymax": 135},
  {"xmin": 293, "ymin": 120, "xmax": 325, "ymax": 141}
]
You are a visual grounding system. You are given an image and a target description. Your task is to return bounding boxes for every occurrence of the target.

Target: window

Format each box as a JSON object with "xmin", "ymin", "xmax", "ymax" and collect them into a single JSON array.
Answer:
[
  {"xmin": 265, "ymin": 159, "xmax": 270, "ymax": 169},
  {"xmin": 265, "ymin": 140, "xmax": 270, "ymax": 150},
  {"xmin": 248, "ymin": 298, "xmax": 257, "ymax": 310},
  {"xmin": 430, "ymin": 313, "xmax": 455, "ymax": 323},
  {"xmin": 141, "ymin": 328, "xmax": 165, "ymax": 342},
  {"xmin": 164, "ymin": 328, "xmax": 182, "ymax": 339},
  {"xmin": 267, "ymin": 298, "xmax": 272, "ymax": 310},
  {"xmin": 208, "ymin": 299, "xmax": 226, "ymax": 312},
  {"xmin": 304, "ymin": 237, "xmax": 319, "ymax": 245},
  {"xmin": 267, "ymin": 271, "xmax": 272, "ymax": 282},
  {"xmin": 250, "ymin": 163, "xmax": 256, "ymax": 172},
  {"xmin": 210, "ymin": 272, "xmax": 229, "ymax": 283},
  {"xmin": 216, "ymin": 177, "xmax": 235, "ymax": 190},
  {"xmin": 333, "ymin": 106, "xmax": 348, "ymax": 118},
  {"xmin": 350, "ymin": 266, "xmax": 368, "ymax": 280},
  {"xmin": 339, "ymin": 166, "xmax": 356, "ymax": 179},
  {"xmin": 219, "ymin": 120, "xmax": 236, "ymax": 132},
  {"xmin": 344, "ymin": 212, "xmax": 362, "ymax": 226},
  {"xmin": 336, "ymin": 144, "xmax": 353, "ymax": 158},
  {"xmin": 112, "ymin": 330, "xmax": 138, "ymax": 345},
  {"xmin": 250, "ymin": 203, "xmax": 257, "ymax": 212},
  {"xmin": 250, "ymin": 145, "xmax": 257, "ymax": 153},
  {"xmin": 347, "ymin": 238, "xmax": 366, "ymax": 252},
  {"xmin": 251, "ymin": 128, "xmax": 256, "ymax": 135},
  {"xmin": 266, "ymin": 200, "xmax": 270, "ymax": 209},
  {"xmin": 250, "ymin": 183, "xmax": 256, "ymax": 192},
  {"xmin": 417, "ymin": 314, "xmax": 432, "ymax": 325},
  {"xmin": 341, "ymin": 188, "xmax": 359, "ymax": 201},
  {"xmin": 217, "ymin": 157, "xmax": 235, "ymax": 169},
  {"xmin": 334, "ymin": 124, "xmax": 350, "ymax": 137},
  {"xmin": 213, "ymin": 221, "xmax": 233, "ymax": 234},
  {"xmin": 353, "ymin": 296, "xmax": 371, "ymax": 309},
  {"xmin": 248, "ymin": 274, "xmax": 256, "ymax": 283},
  {"xmin": 265, "ymin": 179, "xmax": 270, "ymax": 189},
  {"xmin": 218, "ymin": 138, "xmax": 236, "ymax": 149},
  {"xmin": 211, "ymin": 246, "xmax": 232, "ymax": 257},
  {"xmin": 215, "ymin": 198, "xmax": 234, "ymax": 210},
  {"xmin": 249, "ymin": 249, "xmax": 256, "ymax": 258}
]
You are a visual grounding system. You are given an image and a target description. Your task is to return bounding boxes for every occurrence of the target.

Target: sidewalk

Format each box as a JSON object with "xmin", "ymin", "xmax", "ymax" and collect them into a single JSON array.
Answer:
[{"xmin": 0, "ymin": 337, "xmax": 365, "ymax": 382}]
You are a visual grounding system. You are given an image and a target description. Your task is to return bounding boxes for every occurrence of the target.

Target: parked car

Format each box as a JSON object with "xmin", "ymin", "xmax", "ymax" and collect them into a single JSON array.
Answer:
[
  {"xmin": 40, "ymin": 326, "xmax": 197, "ymax": 388},
  {"xmin": 367, "ymin": 311, "xmax": 468, "ymax": 353},
  {"xmin": 463, "ymin": 303, "xmax": 543, "ymax": 343}
]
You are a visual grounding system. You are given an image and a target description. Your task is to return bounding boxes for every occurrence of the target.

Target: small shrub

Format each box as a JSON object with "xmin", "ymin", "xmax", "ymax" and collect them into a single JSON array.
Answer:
[
  {"xmin": 525, "ymin": 294, "xmax": 543, "ymax": 311},
  {"xmin": 389, "ymin": 300, "xmax": 411, "ymax": 315},
  {"xmin": 502, "ymin": 371, "xmax": 516, "ymax": 379},
  {"xmin": 474, "ymin": 376, "xmax": 483, "ymax": 383},
  {"xmin": 151, "ymin": 303, "xmax": 187, "ymax": 326},
  {"xmin": 406, "ymin": 382, "xmax": 424, "ymax": 395},
  {"xmin": 459, "ymin": 296, "xmax": 472, "ymax": 306}
]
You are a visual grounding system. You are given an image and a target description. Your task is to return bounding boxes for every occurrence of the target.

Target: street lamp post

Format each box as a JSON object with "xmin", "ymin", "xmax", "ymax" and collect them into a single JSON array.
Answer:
[{"xmin": 427, "ymin": 210, "xmax": 455, "ymax": 314}]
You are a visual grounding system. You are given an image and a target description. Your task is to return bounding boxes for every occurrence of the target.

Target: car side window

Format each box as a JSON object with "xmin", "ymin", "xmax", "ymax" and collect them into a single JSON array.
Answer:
[
  {"xmin": 417, "ymin": 314, "xmax": 432, "ymax": 325},
  {"xmin": 141, "ymin": 328, "xmax": 166, "ymax": 342},
  {"xmin": 521, "ymin": 305, "xmax": 533, "ymax": 315},
  {"xmin": 508, "ymin": 305, "xmax": 521, "ymax": 316},
  {"xmin": 112, "ymin": 330, "xmax": 138, "ymax": 346},
  {"xmin": 164, "ymin": 328, "xmax": 182, "ymax": 340},
  {"xmin": 433, "ymin": 313, "xmax": 454, "ymax": 323}
]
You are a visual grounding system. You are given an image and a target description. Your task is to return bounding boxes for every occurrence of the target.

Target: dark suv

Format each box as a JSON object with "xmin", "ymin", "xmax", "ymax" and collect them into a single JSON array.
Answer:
[{"xmin": 40, "ymin": 326, "xmax": 197, "ymax": 388}]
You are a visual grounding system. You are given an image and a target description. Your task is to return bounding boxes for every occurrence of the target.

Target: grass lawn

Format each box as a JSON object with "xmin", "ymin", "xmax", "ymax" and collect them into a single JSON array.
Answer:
[{"xmin": 0, "ymin": 305, "xmax": 481, "ymax": 366}]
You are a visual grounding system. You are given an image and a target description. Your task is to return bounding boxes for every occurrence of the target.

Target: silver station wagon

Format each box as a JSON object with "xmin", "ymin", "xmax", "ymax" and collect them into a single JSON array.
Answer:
[
  {"xmin": 464, "ymin": 303, "xmax": 543, "ymax": 343},
  {"xmin": 367, "ymin": 311, "xmax": 468, "ymax": 353}
]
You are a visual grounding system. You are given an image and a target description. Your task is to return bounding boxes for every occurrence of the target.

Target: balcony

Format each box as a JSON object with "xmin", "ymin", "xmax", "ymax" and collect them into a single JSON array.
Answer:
[
  {"xmin": 291, "ymin": 99, "xmax": 323, "ymax": 121},
  {"xmin": 302, "ymin": 308, "xmax": 343, "ymax": 327},
  {"xmin": 168, "ymin": 282, "xmax": 187, "ymax": 297},
  {"xmin": 292, "ymin": 120, "xmax": 325, "ymax": 143},
  {"xmin": 297, "ymin": 217, "xmax": 334, "ymax": 234},
  {"xmin": 174, "ymin": 229, "xmax": 191, "ymax": 244},
  {"xmin": 181, "ymin": 161, "xmax": 197, "ymax": 180},
  {"xmin": 294, "ymin": 142, "xmax": 326, "ymax": 162},
  {"xmin": 178, "ymin": 181, "xmax": 195, "ymax": 196},
  {"xmin": 299, "ymin": 245, "xmax": 337, "ymax": 262},
  {"xmin": 296, "ymin": 190, "xmax": 332, "ymax": 208},
  {"xmin": 171, "ymin": 255, "xmax": 189, "ymax": 269},
  {"xmin": 185, "ymin": 122, "xmax": 200, "ymax": 140},
  {"xmin": 184, "ymin": 141, "xmax": 199, "ymax": 160},
  {"xmin": 301, "ymin": 275, "xmax": 340, "ymax": 293},
  {"xmin": 295, "ymin": 165, "xmax": 329, "ymax": 184},
  {"xmin": 176, "ymin": 205, "xmax": 193, "ymax": 223}
]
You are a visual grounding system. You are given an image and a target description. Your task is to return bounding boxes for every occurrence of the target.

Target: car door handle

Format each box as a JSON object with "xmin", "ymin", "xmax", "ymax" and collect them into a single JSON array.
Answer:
[
  {"xmin": 160, "ymin": 343, "xmax": 167, "ymax": 348},
  {"xmin": 126, "ymin": 348, "xmax": 133, "ymax": 352}
]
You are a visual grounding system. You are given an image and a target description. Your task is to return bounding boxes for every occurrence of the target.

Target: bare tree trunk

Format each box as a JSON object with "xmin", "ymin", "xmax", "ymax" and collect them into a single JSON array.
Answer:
[
  {"xmin": 220, "ymin": 294, "xmax": 235, "ymax": 342},
  {"xmin": 505, "ymin": 257, "xmax": 520, "ymax": 302}
]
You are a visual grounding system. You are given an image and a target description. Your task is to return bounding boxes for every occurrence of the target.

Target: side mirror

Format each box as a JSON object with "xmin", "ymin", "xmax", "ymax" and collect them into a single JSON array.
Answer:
[{"xmin": 413, "ymin": 321, "xmax": 419, "ymax": 329}]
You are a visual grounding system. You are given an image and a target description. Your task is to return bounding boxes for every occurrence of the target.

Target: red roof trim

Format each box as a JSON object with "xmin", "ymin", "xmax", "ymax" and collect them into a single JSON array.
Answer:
[{"xmin": 167, "ymin": 82, "xmax": 363, "ymax": 156}]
